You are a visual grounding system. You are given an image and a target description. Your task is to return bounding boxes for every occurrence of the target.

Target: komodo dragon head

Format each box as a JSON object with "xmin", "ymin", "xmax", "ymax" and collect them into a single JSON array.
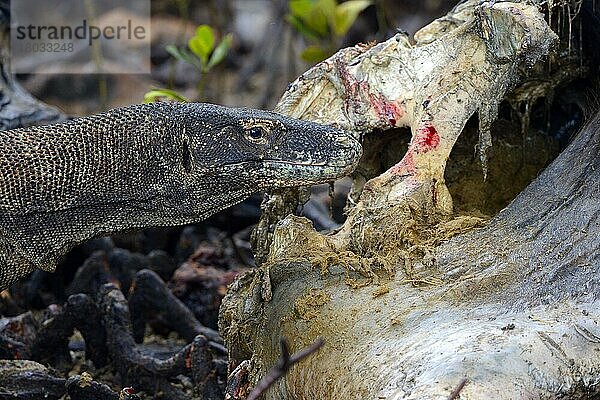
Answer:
[
  {"xmin": 165, "ymin": 102, "xmax": 361, "ymax": 217},
  {"xmin": 0, "ymin": 102, "xmax": 361, "ymax": 288}
]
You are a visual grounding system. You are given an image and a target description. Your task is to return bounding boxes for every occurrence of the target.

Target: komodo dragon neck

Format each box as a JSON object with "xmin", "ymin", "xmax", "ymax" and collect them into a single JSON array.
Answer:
[{"xmin": 0, "ymin": 102, "xmax": 361, "ymax": 288}]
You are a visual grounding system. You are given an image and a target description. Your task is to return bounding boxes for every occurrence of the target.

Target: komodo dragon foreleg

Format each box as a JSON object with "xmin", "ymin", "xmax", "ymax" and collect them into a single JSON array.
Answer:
[{"xmin": 0, "ymin": 102, "xmax": 361, "ymax": 288}]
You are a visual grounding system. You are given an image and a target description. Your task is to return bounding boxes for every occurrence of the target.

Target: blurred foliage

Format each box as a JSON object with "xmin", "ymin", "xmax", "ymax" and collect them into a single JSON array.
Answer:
[
  {"xmin": 287, "ymin": 0, "xmax": 371, "ymax": 62},
  {"xmin": 145, "ymin": 24, "xmax": 232, "ymax": 103},
  {"xmin": 171, "ymin": 25, "xmax": 233, "ymax": 73},
  {"xmin": 143, "ymin": 88, "xmax": 189, "ymax": 103}
]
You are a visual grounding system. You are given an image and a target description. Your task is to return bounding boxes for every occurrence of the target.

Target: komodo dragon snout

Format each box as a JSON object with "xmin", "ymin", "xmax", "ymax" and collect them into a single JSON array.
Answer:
[{"xmin": 0, "ymin": 102, "xmax": 362, "ymax": 288}]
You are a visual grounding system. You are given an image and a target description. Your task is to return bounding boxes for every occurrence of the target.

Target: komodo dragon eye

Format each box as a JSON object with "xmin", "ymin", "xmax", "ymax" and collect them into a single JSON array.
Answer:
[
  {"xmin": 246, "ymin": 126, "xmax": 266, "ymax": 141},
  {"xmin": 240, "ymin": 119, "xmax": 283, "ymax": 145}
]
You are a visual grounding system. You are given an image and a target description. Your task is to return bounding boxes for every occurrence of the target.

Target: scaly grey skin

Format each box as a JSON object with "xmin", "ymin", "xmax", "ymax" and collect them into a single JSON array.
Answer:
[{"xmin": 0, "ymin": 102, "xmax": 361, "ymax": 289}]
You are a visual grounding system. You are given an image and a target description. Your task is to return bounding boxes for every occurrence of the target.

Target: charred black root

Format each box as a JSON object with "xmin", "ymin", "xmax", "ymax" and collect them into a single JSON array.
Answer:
[
  {"xmin": 0, "ymin": 270, "xmax": 227, "ymax": 400},
  {"xmin": 129, "ymin": 269, "xmax": 221, "ymax": 344}
]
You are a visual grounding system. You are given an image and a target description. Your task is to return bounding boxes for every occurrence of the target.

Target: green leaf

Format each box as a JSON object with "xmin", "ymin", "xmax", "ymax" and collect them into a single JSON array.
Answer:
[
  {"xmin": 305, "ymin": 5, "xmax": 329, "ymax": 37},
  {"xmin": 301, "ymin": 45, "xmax": 330, "ymax": 63},
  {"xmin": 188, "ymin": 25, "xmax": 215, "ymax": 67},
  {"xmin": 166, "ymin": 44, "xmax": 202, "ymax": 70},
  {"xmin": 333, "ymin": 0, "xmax": 371, "ymax": 36},
  {"xmin": 207, "ymin": 33, "xmax": 233, "ymax": 70},
  {"xmin": 289, "ymin": 0, "xmax": 313, "ymax": 20},
  {"xmin": 288, "ymin": 0, "xmax": 329, "ymax": 37},
  {"xmin": 166, "ymin": 44, "xmax": 184, "ymax": 61},
  {"xmin": 144, "ymin": 88, "xmax": 189, "ymax": 103},
  {"xmin": 285, "ymin": 14, "xmax": 322, "ymax": 41},
  {"xmin": 317, "ymin": 0, "xmax": 337, "ymax": 23},
  {"xmin": 196, "ymin": 25, "xmax": 216, "ymax": 49}
]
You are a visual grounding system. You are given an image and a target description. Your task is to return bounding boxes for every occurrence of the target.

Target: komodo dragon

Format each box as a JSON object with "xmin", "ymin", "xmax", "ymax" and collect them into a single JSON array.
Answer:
[{"xmin": 0, "ymin": 102, "xmax": 361, "ymax": 289}]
